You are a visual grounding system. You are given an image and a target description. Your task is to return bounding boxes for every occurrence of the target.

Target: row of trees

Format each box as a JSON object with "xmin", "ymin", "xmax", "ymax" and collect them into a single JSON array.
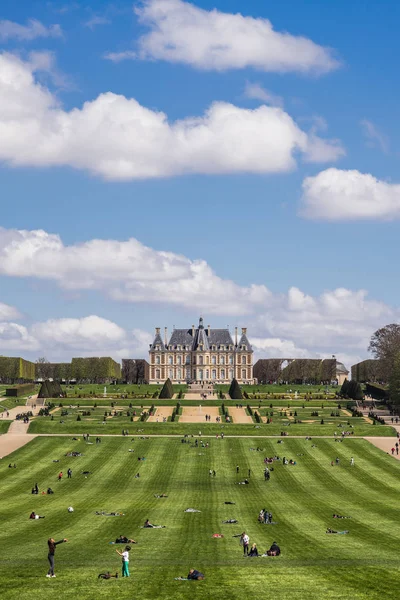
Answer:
[
  {"xmin": 254, "ymin": 358, "xmax": 337, "ymax": 384},
  {"xmin": 368, "ymin": 324, "xmax": 400, "ymax": 405},
  {"xmin": 0, "ymin": 357, "xmax": 36, "ymax": 383},
  {"xmin": 35, "ymin": 357, "xmax": 121, "ymax": 383}
]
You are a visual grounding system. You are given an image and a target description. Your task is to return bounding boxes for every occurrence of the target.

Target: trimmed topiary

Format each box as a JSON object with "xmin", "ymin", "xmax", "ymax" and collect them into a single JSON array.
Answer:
[
  {"xmin": 229, "ymin": 378, "xmax": 243, "ymax": 400},
  {"xmin": 159, "ymin": 378, "xmax": 174, "ymax": 399}
]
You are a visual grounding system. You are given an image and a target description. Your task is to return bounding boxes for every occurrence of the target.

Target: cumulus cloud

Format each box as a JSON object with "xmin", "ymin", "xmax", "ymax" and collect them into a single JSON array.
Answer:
[
  {"xmin": 301, "ymin": 168, "xmax": 400, "ymax": 221},
  {"xmin": 0, "ymin": 53, "xmax": 343, "ymax": 180},
  {"xmin": 0, "ymin": 226, "xmax": 272, "ymax": 316},
  {"xmin": 244, "ymin": 82, "xmax": 284, "ymax": 108},
  {"xmin": 85, "ymin": 16, "xmax": 111, "ymax": 30},
  {"xmin": 0, "ymin": 314, "xmax": 152, "ymax": 361},
  {"xmin": 0, "ymin": 302, "xmax": 21, "ymax": 321},
  {"xmin": 0, "ymin": 19, "xmax": 62, "ymax": 41},
  {"xmin": 107, "ymin": 0, "xmax": 339, "ymax": 74}
]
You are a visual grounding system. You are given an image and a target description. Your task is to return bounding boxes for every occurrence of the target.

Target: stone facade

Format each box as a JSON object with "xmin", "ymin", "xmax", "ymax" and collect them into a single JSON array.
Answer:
[{"xmin": 149, "ymin": 317, "xmax": 253, "ymax": 384}]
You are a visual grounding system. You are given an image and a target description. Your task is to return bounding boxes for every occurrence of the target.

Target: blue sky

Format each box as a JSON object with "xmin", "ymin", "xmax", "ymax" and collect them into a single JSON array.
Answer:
[{"xmin": 0, "ymin": 0, "xmax": 399, "ymax": 368}]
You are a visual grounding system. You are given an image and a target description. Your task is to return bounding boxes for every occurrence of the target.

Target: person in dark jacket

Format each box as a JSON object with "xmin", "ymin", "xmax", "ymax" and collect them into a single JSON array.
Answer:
[
  {"xmin": 46, "ymin": 537, "xmax": 68, "ymax": 577},
  {"xmin": 265, "ymin": 541, "xmax": 280, "ymax": 556},
  {"xmin": 187, "ymin": 569, "xmax": 204, "ymax": 580},
  {"xmin": 248, "ymin": 543, "xmax": 259, "ymax": 557}
]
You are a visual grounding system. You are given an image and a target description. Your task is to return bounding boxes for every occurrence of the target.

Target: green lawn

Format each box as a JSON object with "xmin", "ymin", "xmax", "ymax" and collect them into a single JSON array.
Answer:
[
  {"xmin": 0, "ymin": 420, "xmax": 11, "ymax": 434},
  {"xmin": 0, "ymin": 436, "xmax": 399, "ymax": 599},
  {"xmin": 27, "ymin": 405, "xmax": 393, "ymax": 437},
  {"xmin": 0, "ymin": 397, "xmax": 31, "ymax": 411}
]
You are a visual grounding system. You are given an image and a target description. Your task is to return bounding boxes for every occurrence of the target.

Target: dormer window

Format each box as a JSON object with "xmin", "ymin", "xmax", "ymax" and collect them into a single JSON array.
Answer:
[
  {"xmin": 242, "ymin": 345, "xmax": 247, "ymax": 351},
  {"xmin": 156, "ymin": 345, "xmax": 160, "ymax": 351}
]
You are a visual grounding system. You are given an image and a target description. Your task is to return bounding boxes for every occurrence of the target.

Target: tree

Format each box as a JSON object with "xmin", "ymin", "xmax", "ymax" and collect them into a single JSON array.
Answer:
[
  {"xmin": 35, "ymin": 358, "xmax": 52, "ymax": 380},
  {"xmin": 369, "ymin": 324, "xmax": 400, "ymax": 381},
  {"xmin": 389, "ymin": 352, "xmax": 400, "ymax": 406},
  {"xmin": 341, "ymin": 379, "xmax": 349, "ymax": 396},
  {"xmin": 229, "ymin": 378, "xmax": 243, "ymax": 400}
]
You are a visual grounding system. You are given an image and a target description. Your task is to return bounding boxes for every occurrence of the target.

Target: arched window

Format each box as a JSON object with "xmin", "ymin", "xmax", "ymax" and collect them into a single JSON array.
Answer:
[
  {"xmin": 156, "ymin": 356, "xmax": 160, "ymax": 365},
  {"xmin": 242, "ymin": 355, "xmax": 246, "ymax": 365},
  {"xmin": 177, "ymin": 356, "xmax": 182, "ymax": 365},
  {"xmin": 220, "ymin": 356, "xmax": 225, "ymax": 365},
  {"xmin": 212, "ymin": 356, "xmax": 216, "ymax": 365}
]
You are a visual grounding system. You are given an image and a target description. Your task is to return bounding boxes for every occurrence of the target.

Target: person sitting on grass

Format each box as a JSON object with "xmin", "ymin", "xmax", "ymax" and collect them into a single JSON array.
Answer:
[
  {"xmin": 115, "ymin": 535, "xmax": 137, "ymax": 544},
  {"xmin": 263, "ymin": 541, "xmax": 281, "ymax": 556},
  {"xmin": 187, "ymin": 569, "xmax": 205, "ymax": 580},
  {"xmin": 144, "ymin": 519, "xmax": 165, "ymax": 528},
  {"xmin": 248, "ymin": 543, "xmax": 259, "ymax": 557}
]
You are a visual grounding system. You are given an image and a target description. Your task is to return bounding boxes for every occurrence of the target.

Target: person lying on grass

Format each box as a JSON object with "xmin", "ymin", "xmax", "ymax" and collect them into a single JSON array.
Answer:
[
  {"xmin": 115, "ymin": 535, "xmax": 137, "ymax": 544},
  {"xmin": 326, "ymin": 528, "xmax": 349, "ymax": 534},
  {"xmin": 262, "ymin": 542, "xmax": 280, "ymax": 556},
  {"xmin": 144, "ymin": 519, "xmax": 165, "ymax": 528},
  {"xmin": 154, "ymin": 494, "xmax": 168, "ymax": 498},
  {"xmin": 98, "ymin": 572, "xmax": 118, "ymax": 579},
  {"xmin": 333, "ymin": 514, "xmax": 351, "ymax": 519},
  {"xmin": 30, "ymin": 511, "xmax": 45, "ymax": 519}
]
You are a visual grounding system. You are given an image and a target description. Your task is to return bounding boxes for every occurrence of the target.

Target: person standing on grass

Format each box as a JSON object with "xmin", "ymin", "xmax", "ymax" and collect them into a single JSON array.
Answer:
[
  {"xmin": 240, "ymin": 532, "xmax": 250, "ymax": 555},
  {"xmin": 58, "ymin": 472, "xmax": 63, "ymax": 481},
  {"xmin": 67, "ymin": 468, "xmax": 72, "ymax": 479},
  {"xmin": 116, "ymin": 545, "xmax": 130, "ymax": 577},
  {"xmin": 46, "ymin": 537, "xmax": 67, "ymax": 577},
  {"xmin": 350, "ymin": 457, "xmax": 354, "ymax": 466}
]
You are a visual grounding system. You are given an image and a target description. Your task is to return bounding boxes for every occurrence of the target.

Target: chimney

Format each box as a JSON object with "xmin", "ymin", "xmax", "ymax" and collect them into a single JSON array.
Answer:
[
  {"xmin": 207, "ymin": 324, "xmax": 211, "ymax": 336},
  {"xmin": 192, "ymin": 324, "xmax": 195, "ymax": 336},
  {"xmin": 242, "ymin": 327, "xmax": 247, "ymax": 335},
  {"xmin": 164, "ymin": 327, "xmax": 168, "ymax": 345},
  {"xmin": 235, "ymin": 326, "xmax": 238, "ymax": 346},
  {"xmin": 155, "ymin": 327, "xmax": 160, "ymax": 335}
]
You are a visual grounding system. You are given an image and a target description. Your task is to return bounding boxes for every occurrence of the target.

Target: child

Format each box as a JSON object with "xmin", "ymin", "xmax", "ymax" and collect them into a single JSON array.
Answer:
[{"xmin": 116, "ymin": 545, "xmax": 131, "ymax": 577}]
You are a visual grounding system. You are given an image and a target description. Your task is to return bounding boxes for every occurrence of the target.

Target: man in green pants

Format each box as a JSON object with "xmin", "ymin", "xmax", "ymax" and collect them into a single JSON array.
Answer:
[{"xmin": 116, "ymin": 545, "xmax": 131, "ymax": 577}]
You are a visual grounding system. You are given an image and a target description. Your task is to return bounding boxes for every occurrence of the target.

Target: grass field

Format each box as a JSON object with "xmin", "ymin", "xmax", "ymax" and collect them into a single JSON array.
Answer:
[
  {"xmin": 27, "ymin": 405, "xmax": 393, "ymax": 437},
  {"xmin": 0, "ymin": 436, "xmax": 399, "ymax": 599},
  {"xmin": 0, "ymin": 421, "xmax": 11, "ymax": 434}
]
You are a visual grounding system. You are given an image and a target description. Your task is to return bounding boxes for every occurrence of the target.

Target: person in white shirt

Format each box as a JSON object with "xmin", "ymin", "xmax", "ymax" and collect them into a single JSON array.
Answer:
[
  {"xmin": 240, "ymin": 532, "xmax": 250, "ymax": 555},
  {"xmin": 116, "ymin": 545, "xmax": 131, "ymax": 577}
]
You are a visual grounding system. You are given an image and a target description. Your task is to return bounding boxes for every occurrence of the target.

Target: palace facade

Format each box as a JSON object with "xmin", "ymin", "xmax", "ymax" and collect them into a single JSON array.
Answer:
[{"xmin": 149, "ymin": 317, "xmax": 254, "ymax": 384}]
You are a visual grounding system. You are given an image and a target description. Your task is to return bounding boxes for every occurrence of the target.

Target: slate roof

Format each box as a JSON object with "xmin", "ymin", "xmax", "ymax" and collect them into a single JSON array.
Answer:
[
  {"xmin": 237, "ymin": 332, "xmax": 253, "ymax": 353},
  {"xmin": 149, "ymin": 332, "xmax": 166, "ymax": 352},
  {"xmin": 336, "ymin": 361, "xmax": 349, "ymax": 374},
  {"xmin": 159, "ymin": 318, "xmax": 236, "ymax": 351}
]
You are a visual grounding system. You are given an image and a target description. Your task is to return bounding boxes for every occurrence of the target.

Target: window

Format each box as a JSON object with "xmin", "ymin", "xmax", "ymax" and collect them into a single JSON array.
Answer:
[
  {"xmin": 169, "ymin": 369, "xmax": 174, "ymax": 379},
  {"xmin": 242, "ymin": 355, "xmax": 246, "ymax": 365},
  {"xmin": 169, "ymin": 356, "xmax": 173, "ymax": 365},
  {"xmin": 156, "ymin": 369, "xmax": 161, "ymax": 379},
  {"xmin": 156, "ymin": 356, "xmax": 160, "ymax": 365},
  {"xmin": 185, "ymin": 355, "xmax": 190, "ymax": 364},
  {"xmin": 212, "ymin": 356, "xmax": 216, "ymax": 365},
  {"xmin": 177, "ymin": 368, "xmax": 181, "ymax": 380},
  {"xmin": 177, "ymin": 345, "xmax": 181, "ymax": 351},
  {"xmin": 177, "ymin": 356, "xmax": 182, "ymax": 365},
  {"xmin": 212, "ymin": 369, "xmax": 217, "ymax": 379},
  {"xmin": 229, "ymin": 355, "xmax": 233, "ymax": 365},
  {"xmin": 242, "ymin": 345, "xmax": 247, "ymax": 351},
  {"xmin": 242, "ymin": 369, "xmax": 246, "ymax": 380},
  {"xmin": 199, "ymin": 356, "xmax": 204, "ymax": 366},
  {"xmin": 221, "ymin": 369, "xmax": 225, "ymax": 379},
  {"xmin": 220, "ymin": 356, "xmax": 225, "ymax": 365},
  {"xmin": 229, "ymin": 369, "xmax": 234, "ymax": 379}
]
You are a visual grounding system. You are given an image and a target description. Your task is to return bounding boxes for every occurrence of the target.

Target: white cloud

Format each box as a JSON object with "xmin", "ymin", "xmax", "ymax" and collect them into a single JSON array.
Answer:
[
  {"xmin": 0, "ymin": 302, "xmax": 21, "ymax": 321},
  {"xmin": 0, "ymin": 53, "xmax": 343, "ymax": 180},
  {"xmin": 0, "ymin": 19, "xmax": 62, "ymax": 41},
  {"xmin": 250, "ymin": 337, "xmax": 311, "ymax": 359},
  {"xmin": 0, "ymin": 314, "xmax": 151, "ymax": 361},
  {"xmin": 244, "ymin": 82, "xmax": 284, "ymax": 108},
  {"xmin": 301, "ymin": 168, "xmax": 400, "ymax": 221},
  {"xmin": 85, "ymin": 16, "xmax": 111, "ymax": 30},
  {"xmin": 114, "ymin": 0, "xmax": 339, "ymax": 74},
  {"xmin": 0, "ymin": 226, "xmax": 272, "ymax": 316},
  {"xmin": 360, "ymin": 119, "xmax": 389, "ymax": 154}
]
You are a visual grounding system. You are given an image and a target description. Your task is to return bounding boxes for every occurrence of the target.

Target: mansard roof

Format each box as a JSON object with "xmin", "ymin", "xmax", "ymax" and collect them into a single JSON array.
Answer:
[
  {"xmin": 149, "ymin": 331, "xmax": 166, "ymax": 352},
  {"xmin": 166, "ymin": 318, "xmax": 235, "ymax": 351},
  {"xmin": 238, "ymin": 332, "xmax": 253, "ymax": 352}
]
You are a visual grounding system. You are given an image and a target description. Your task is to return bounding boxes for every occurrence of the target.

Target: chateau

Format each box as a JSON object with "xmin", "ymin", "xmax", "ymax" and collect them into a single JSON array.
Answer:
[{"xmin": 149, "ymin": 317, "xmax": 254, "ymax": 384}]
